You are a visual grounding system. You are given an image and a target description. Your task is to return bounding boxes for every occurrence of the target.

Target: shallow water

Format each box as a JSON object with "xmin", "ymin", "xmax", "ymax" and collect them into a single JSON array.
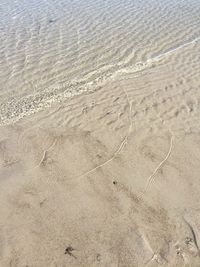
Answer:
[{"xmin": 1, "ymin": 0, "xmax": 200, "ymax": 124}]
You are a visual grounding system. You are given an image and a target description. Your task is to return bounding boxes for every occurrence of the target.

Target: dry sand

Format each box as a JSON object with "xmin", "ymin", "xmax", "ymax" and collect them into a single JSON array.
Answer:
[{"xmin": 0, "ymin": 62, "xmax": 200, "ymax": 267}]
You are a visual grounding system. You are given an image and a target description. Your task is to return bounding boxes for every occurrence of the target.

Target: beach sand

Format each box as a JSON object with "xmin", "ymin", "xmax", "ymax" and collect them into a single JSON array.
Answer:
[{"xmin": 0, "ymin": 59, "xmax": 200, "ymax": 267}]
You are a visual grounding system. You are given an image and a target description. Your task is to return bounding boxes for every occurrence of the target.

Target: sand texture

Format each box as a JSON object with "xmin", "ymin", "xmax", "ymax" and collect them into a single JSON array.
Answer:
[
  {"xmin": 0, "ymin": 56, "xmax": 200, "ymax": 267},
  {"xmin": 1, "ymin": 0, "xmax": 200, "ymax": 266}
]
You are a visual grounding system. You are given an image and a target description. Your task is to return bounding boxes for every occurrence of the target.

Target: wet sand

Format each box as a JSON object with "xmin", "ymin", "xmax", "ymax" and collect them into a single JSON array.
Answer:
[
  {"xmin": 1, "ymin": 0, "xmax": 200, "ymax": 266},
  {"xmin": 0, "ymin": 58, "xmax": 200, "ymax": 266}
]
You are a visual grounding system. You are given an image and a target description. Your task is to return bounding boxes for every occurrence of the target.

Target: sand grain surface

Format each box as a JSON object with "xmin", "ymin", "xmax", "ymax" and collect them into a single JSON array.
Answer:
[{"xmin": 1, "ymin": 58, "xmax": 200, "ymax": 267}]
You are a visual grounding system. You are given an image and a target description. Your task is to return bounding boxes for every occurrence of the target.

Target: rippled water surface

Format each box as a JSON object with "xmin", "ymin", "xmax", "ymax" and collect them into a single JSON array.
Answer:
[{"xmin": 1, "ymin": 0, "xmax": 200, "ymax": 124}]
